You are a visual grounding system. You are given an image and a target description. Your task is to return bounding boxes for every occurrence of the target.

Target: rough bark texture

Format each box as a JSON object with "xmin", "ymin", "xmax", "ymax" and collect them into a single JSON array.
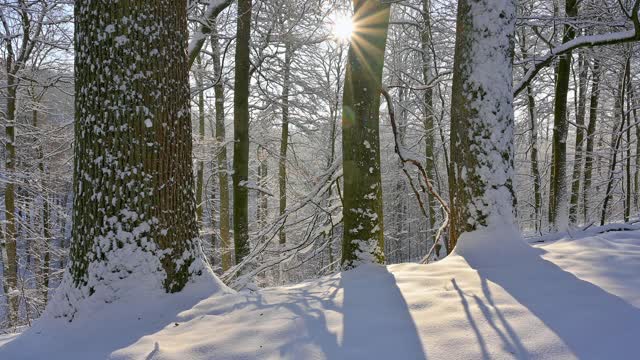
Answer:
[
  {"xmin": 341, "ymin": 0, "xmax": 390, "ymax": 269},
  {"xmin": 233, "ymin": 0, "xmax": 252, "ymax": 264},
  {"xmin": 211, "ymin": 27, "xmax": 232, "ymax": 271},
  {"xmin": 548, "ymin": 0, "xmax": 577, "ymax": 230},
  {"xmin": 57, "ymin": 0, "xmax": 205, "ymax": 317},
  {"xmin": 448, "ymin": 0, "xmax": 517, "ymax": 249}
]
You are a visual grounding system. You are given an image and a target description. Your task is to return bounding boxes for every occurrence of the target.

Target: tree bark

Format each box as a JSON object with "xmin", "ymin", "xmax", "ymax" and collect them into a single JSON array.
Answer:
[
  {"xmin": 582, "ymin": 59, "xmax": 600, "ymax": 223},
  {"xmin": 421, "ymin": 0, "xmax": 437, "ymax": 245},
  {"xmin": 548, "ymin": 0, "xmax": 578, "ymax": 230},
  {"xmin": 569, "ymin": 52, "xmax": 589, "ymax": 223},
  {"xmin": 211, "ymin": 26, "xmax": 232, "ymax": 271},
  {"xmin": 195, "ymin": 56, "xmax": 206, "ymax": 223},
  {"xmin": 600, "ymin": 66, "xmax": 627, "ymax": 225},
  {"xmin": 448, "ymin": 0, "xmax": 518, "ymax": 250},
  {"xmin": 59, "ymin": 0, "xmax": 207, "ymax": 316},
  {"xmin": 341, "ymin": 0, "xmax": 390, "ymax": 269},
  {"xmin": 233, "ymin": 0, "xmax": 252, "ymax": 264},
  {"xmin": 279, "ymin": 42, "xmax": 292, "ymax": 245}
]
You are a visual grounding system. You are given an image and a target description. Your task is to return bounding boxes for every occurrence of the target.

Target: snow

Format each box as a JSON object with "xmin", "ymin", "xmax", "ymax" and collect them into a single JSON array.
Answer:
[{"xmin": 3, "ymin": 224, "xmax": 640, "ymax": 359}]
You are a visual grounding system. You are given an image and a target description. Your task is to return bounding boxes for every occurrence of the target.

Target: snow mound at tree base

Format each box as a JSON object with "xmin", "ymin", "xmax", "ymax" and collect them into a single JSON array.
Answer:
[{"xmin": 3, "ymin": 224, "xmax": 640, "ymax": 359}]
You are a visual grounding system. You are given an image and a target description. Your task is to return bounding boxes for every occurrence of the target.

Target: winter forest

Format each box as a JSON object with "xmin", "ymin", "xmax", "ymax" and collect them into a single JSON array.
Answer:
[{"xmin": 1, "ymin": 0, "xmax": 640, "ymax": 358}]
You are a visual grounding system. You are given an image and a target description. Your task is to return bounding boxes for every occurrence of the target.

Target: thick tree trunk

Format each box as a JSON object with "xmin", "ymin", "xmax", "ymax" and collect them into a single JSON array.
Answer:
[
  {"xmin": 279, "ymin": 43, "xmax": 292, "ymax": 245},
  {"xmin": 548, "ymin": 0, "xmax": 577, "ymax": 230},
  {"xmin": 211, "ymin": 27, "xmax": 232, "ymax": 271},
  {"xmin": 233, "ymin": 0, "xmax": 252, "ymax": 264},
  {"xmin": 569, "ymin": 52, "xmax": 589, "ymax": 223},
  {"xmin": 448, "ymin": 0, "xmax": 518, "ymax": 251},
  {"xmin": 58, "ymin": 0, "xmax": 208, "ymax": 317},
  {"xmin": 341, "ymin": 0, "xmax": 390, "ymax": 269},
  {"xmin": 582, "ymin": 60, "xmax": 600, "ymax": 223}
]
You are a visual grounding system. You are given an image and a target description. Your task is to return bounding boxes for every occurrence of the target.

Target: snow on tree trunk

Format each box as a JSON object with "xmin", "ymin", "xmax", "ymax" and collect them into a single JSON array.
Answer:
[
  {"xmin": 448, "ymin": 0, "xmax": 527, "ymax": 260},
  {"xmin": 50, "ymin": 0, "xmax": 223, "ymax": 319},
  {"xmin": 340, "ymin": 0, "xmax": 391, "ymax": 269}
]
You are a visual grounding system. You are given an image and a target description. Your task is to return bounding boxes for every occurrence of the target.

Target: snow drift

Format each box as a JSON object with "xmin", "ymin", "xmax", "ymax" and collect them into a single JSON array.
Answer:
[{"xmin": 2, "ymin": 224, "xmax": 640, "ymax": 359}]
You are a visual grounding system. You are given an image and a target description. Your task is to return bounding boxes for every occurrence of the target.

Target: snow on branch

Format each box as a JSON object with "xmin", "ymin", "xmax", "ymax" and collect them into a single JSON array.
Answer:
[
  {"xmin": 187, "ymin": 0, "xmax": 234, "ymax": 68},
  {"xmin": 514, "ymin": 0, "xmax": 640, "ymax": 96}
]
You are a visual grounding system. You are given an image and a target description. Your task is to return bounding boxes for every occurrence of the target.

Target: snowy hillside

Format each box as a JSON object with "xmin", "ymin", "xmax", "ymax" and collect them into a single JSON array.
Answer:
[{"xmin": 2, "ymin": 224, "xmax": 640, "ymax": 359}]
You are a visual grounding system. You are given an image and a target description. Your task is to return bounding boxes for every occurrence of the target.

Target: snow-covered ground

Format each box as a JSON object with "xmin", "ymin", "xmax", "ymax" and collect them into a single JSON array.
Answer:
[{"xmin": 2, "ymin": 223, "xmax": 640, "ymax": 359}]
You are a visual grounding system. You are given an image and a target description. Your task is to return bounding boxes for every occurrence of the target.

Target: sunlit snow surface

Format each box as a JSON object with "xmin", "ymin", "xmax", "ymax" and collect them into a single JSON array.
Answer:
[{"xmin": 2, "ymin": 223, "xmax": 640, "ymax": 359}]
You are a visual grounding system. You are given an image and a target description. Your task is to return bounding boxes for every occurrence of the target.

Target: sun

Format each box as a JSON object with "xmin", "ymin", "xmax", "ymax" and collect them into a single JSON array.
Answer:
[{"xmin": 331, "ymin": 13, "xmax": 353, "ymax": 42}]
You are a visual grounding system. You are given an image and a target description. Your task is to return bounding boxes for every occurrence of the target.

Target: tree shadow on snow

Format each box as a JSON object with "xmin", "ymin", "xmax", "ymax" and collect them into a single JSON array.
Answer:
[
  {"xmin": 270, "ymin": 265, "xmax": 427, "ymax": 359},
  {"xmin": 463, "ymin": 246, "xmax": 640, "ymax": 359},
  {"xmin": 339, "ymin": 265, "xmax": 427, "ymax": 359}
]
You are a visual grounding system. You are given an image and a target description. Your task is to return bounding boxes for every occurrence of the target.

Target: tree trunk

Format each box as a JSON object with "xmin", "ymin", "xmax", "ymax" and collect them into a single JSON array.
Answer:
[
  {"xmin": 582, "ymin": 59, "xmax": 600, "ymax": 223},
  {"xmin": 631, "ymin": 72, "xmax": 639, "ymax": 212},
  {"xmin": 3, "ymin": 68, "xmax": 19, "ymax": 327},
  {"xmin": 211, "ymin": 26, "xmax": 232, "ymax": 271},
  {"xmin": 257, "ymin": 145, "xmax": 268, "ymax": 227},
  {"xmin": 58, "ymin": 0, "xmax": 209, "ymax": 317},
  {"xmin": 279, "ymin": 42, "xmax": 292, "ymax": 245},
  {"xmin": 600, "ymin": 66, "xmax": 627, "ymax": 225},
  {"xmin": 34, "ymin": 108, "xmax": 51, "ymax": 306},
  {"xmin": 340, "ymin": 0, "xmax": 390, "ymax": 269},
  {"xmin": 421, "ymin": 0, "xmax": 437, "ymax": 244},
  {"xmin": 233, "ymin": 0, "xmax": 252, "ymax": 264},
  {"xmin": 624, "ymin": 55, "xmax": 632, "ymax": 222},
  {"xmin": 448, "ymin": 0, "xmax": 518, "ymax": 250},
  {"xmin": 569, "ymin": 52, "xmax": 589, "ymax": 224},
  {"xmin": 518, "ymin": 28, "xmax": 542, "ymax": 233},
  {"xmin": 195, "ymin": 56, "xmax": 206, "ymax": 223},
  {"xmin": 548, "ymin": 0, "xmax": 577, "ymax": 230}
]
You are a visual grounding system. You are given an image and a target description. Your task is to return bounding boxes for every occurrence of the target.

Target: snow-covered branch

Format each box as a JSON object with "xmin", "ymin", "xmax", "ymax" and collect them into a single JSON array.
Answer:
[
  {"xmin": 514, "ymin": 0, "xmax": 640, "ymax": 96},
  {"xmin": 187, "ymin": 0, "xmax": 234, "ymax": 68}
]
